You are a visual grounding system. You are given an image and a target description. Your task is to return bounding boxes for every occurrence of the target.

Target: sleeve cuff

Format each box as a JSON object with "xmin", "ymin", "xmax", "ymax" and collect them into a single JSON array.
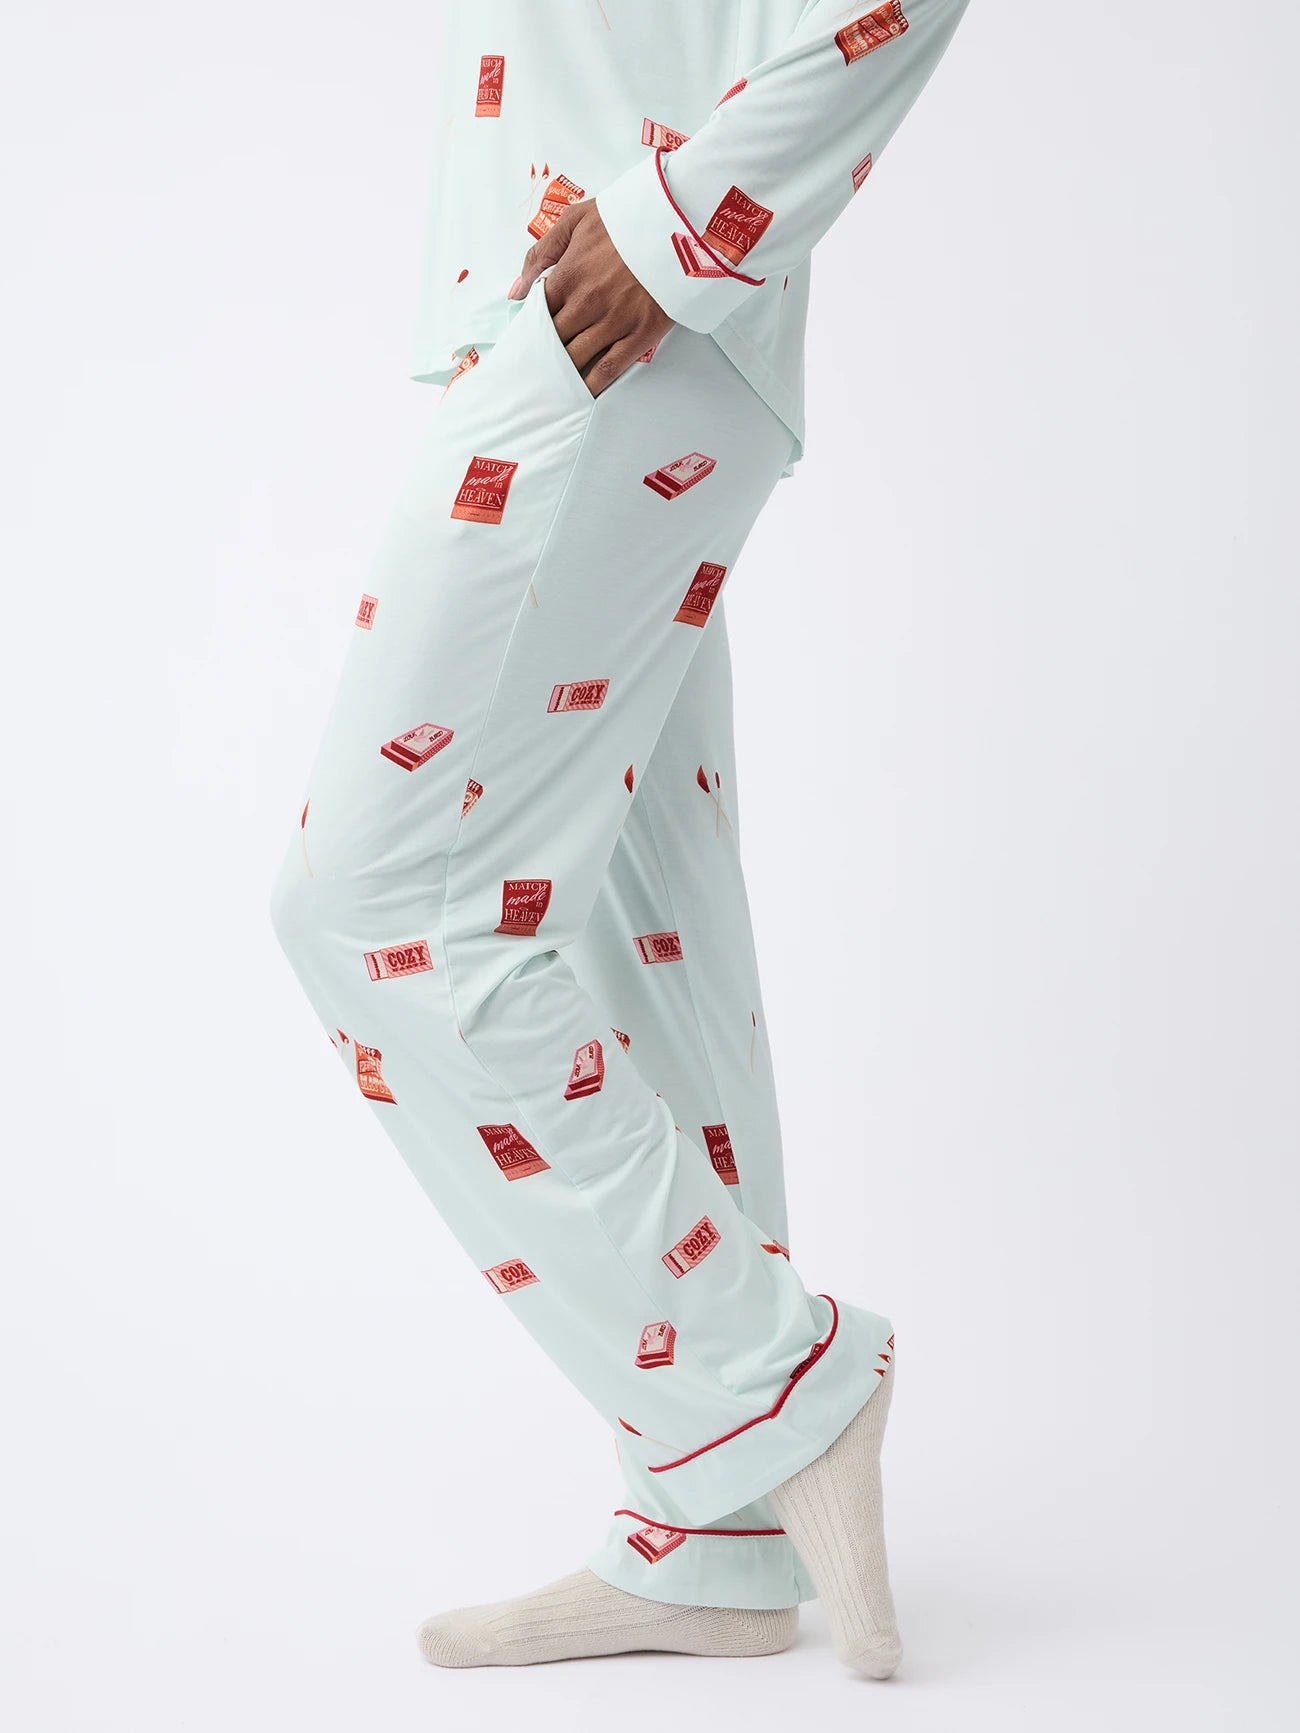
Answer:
[{"xmin": 595, "ymin": 147, "xmax": 766, "ymax": 336}]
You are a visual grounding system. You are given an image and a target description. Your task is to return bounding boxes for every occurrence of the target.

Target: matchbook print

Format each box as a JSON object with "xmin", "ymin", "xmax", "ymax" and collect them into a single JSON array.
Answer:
[
  {"xmin": 836, "ymin": 2, "xmax": 909, "ymax": 65},
  {"xmin": 642, "ymin": 117, "xmax": 690, "ymax": 152},
  {"xmin": 380, "ymin": 723, "xmax": 455, "ymax": 771},
  {"xmin": 451, "ymin": 457, "xmax": 519, "ymax": 524},
  {"xmin": 643, "ymin": 453, "xmax": 716, "ymax": 498},
  {"xmin": 528, "ymin": 174, "xmax": 585, "ymax": 239},
  {"xmin": 627, "ymin": 1524, "xmax": 687, "ymax": 1563},
  {"xmin": 611, "ymin": 1027, "xmax": 631, "ymax": 1053},
  {"xmin": 483, "ymin": 1258, "xmax": 539, "ymax": 1294},
  {"xmin": 462, "ymin": 778, "xmax": 483, "ymax": 817},
  {"xmin": 443, "ymin": 349, "xmax": 480, "ymax": 393},
  {"xmin": 355, "ymin": 1043, "xmax": 396, "ymax": 1104},
  {"xmin": 495, "ymin": 878, "xmax": 552, "ymax": 936},
  {"xmin": 702, "ymin": 1123, "xmax": 738, "ymax": 1186},
  {"xmin": 852, "ymin": 151, "xmax": 874, "ymax": 192},
  {"xmin": 633, "ymin": 930, "xmax": 683, "ymax": 964},
  {"xmin": 564, "ymin": 1039, "xmax": 605, "ymax": 1099},
  {"xmin": 662, "ymin": 1215, "xmax": 720, "ymax": 1277},
  {"xmin": 477, "ymin": 1122, "xmax": 550, "ymax": 1180},
  {"xmin": 355, "ymin": 593, "xmax": 377, "ymax": 629},
  {"xmin": 364, "ymin": 941, "xmax": 434, "ymax": 982},
  {"xmin": 672, "ymin": 232, "xmax": 732, "ymax": 279},
  {"xmin": 634, "ymin": 1320, "xmax": 676, "ymax": 1368},
  {"xmin": 703, "ymin": 186, "xmax": 774, "ymax": 267},
  {"xmin": 547, "ymin": 678, "xmax": 609, "ymax": 713},
  {"xmin": 475, "ymin": 54, "xmax": 504, "ymax": 116},
  {"xmin": 674, "ymin": 561, "xmax": 726, "ymax": 625}
]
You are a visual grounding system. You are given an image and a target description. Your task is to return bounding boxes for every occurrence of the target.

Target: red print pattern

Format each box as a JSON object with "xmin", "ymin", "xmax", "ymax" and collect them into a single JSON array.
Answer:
[
  {"xmin": 672, "ymin": 232, "xmax": 732, "ymax": 280},
  {"xmin": 564, "ymin": 1039, "xmax": 605, "ymax": 1099},
  {"xmin": 547, "ymin": 678, "xmax": 609, "ymax": 713},
  {"xmin": 477, "ymin": 1122, "xmax": 550, "ymax": 1180},
  {"xmin": 703, "ymin": 186, "xmax": 775, "ymax": 267},
  {"xmin": 483, "ymin": 1259, "xmax": 539, "ymax": 1294},
  {"xmin": 674, "ymin": 561, "xmax": 727, "ymax": 626},
  {"xmin": 355, "ymin": 593, "xmax": 377, "ymax": 629},
  {"xmin": 662, "ymin": 1215, "xmax": 721, "ymax": 1278},
  {"xmin": 475, "ymin": 54, "xmax": 504, "ymax": 116},
  {"xmin": 527, "ymin": 174, "xmax": 586, "ymax": 239},
  {"xmin": 462, "ymin": 778, "xmax": 484, "ymax": 817},
  {"xmin": 836, "ymin": 3, "xmax": 909, "ymax": 65},
  {"xmin": 355, "ymin": 1042, "xmax": 397, "ymax": 1104},
  {"xmin": 852, "ymin": 151, "xmax": 874, "ymax": 192},
  {"xmin": 495, "ymin": 877, "xmax": 553, "ymax": 936},
  {"xmin": 635, "ymin": 1320, "xmax": 677, "ymax": 1368},
  {"xmin": 380, "ymin": 723, "xmax": 455, "ymax": 771},
  {"xmin": 364, "ymin": 941, "xmax": 434, "ymax": 982},
  {"xmin": 641, "ymin": 116, "xmax": 690, "ymax": 152},
  {"xmin": 702, "ymin": 1123, "xmax": 739, "ymax": 1186},
  {"xmin": 627, "ymin": 1523, "xmax": 687, "ymax": 1563},
  {"xmin": 451, "ymin": 457, "xmax": 519, "ymax": 524},
  {"xmin": 633, "ymin": 929, "xmax": 684, "ymax": 964},
  {"xmin": 644, "ymin": 452, "xmax": 716, "ymax": 499}
]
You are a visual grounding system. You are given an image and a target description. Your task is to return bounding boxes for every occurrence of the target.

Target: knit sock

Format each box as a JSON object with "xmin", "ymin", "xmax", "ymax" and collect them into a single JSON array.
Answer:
[
  {"xmin": 416, "ymin": 1567, "xmax": 797, "ymax": 1666},
  {"xmin": 767, "ymin": 1353, "xmax": 901, "ymax": 1678}
]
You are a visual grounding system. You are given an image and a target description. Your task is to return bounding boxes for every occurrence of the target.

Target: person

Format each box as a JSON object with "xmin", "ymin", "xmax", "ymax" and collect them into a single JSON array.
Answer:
[{"xmin": 269, "ymin": 0, "xmax": 972, "ymax": 1679}]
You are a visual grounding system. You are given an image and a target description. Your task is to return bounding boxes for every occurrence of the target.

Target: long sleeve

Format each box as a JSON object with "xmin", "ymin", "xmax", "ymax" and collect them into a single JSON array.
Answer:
[{"xmin": 595, "ymin": 0, "xmax": 973, "ymax": 334}]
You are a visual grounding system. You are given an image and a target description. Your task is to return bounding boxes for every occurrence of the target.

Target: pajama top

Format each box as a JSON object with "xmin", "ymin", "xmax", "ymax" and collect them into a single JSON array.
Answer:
[{"xmin": 410, "ymin": 0, "xmax": 972, "ymax": 478}]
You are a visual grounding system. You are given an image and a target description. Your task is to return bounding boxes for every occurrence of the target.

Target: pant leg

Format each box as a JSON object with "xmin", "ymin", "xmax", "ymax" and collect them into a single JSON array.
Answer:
[
  {"xmin": 269, "ymin": 281, "xmax": 894, "ymax": 1541},
  {"xmin": 569, "ymin": 599, "xmax": 818, "ymax": 1607}
]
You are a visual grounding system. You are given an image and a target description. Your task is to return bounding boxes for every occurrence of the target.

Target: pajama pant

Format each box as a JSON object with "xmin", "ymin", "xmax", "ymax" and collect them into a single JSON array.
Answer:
[{"xmin": 269, "ymin": 279, "xmax": 894, "ymax": 1610}]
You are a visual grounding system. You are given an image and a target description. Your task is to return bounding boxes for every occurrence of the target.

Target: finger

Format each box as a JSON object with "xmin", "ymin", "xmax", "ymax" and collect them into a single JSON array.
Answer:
[
  {"xmin": 581, "ymin": 334, "xmax": 651, "ymax": 399},
  {"xmin": 512, "ymin": 206, "xmax": 578, "ymax": 298}
]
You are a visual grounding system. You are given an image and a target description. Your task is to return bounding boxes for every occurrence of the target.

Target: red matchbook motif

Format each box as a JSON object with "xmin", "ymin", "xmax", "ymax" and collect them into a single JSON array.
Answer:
[
  {"xmin": 835, "ymin": 2, "xmax": 909, "ymax": 65},
  {"xmin": 627, "ymin": 1524, "xmax": 687, "ymax": 1563},
  {"xmin": 673, "ymin": 561, "xmax": 727, "ymax": 626},
  {"xmin": 564, "ymin": 1039, "xmax": 605, "ymax": 1099},
  {"xmin": 852, "ymin": 151, "xmax": 874, "ymax": 192},
  {"xmin": 702, "ymin": 1123, "xmax": 738, "ymax": 1186},
  {"xmin": 443, "ymin": 348, "xmax": 480, "ymax": 394},
  {"xmin": 475, "ymin": 54, "xmax": 504, "ymax": 116},
  {"xmin": 495, "ymin": 878, "xmax": 552, "ymax": 936},
  {"xmin": 703, "ymin": 185, "xmax": 774, "ymax": 267},
  {"xmin": 363, "ymin": 940, "xmax": 434, "ymax": 982},
  {"xmin": 380, "ymin": 722, "xmax": 455, "ymax": 771},
  {"xmin": 633, "ymin": 929, "xmax": 684, "ymax": 964},
  {"xmin": 527, "ymin": 174, "xmax": 585, "ymax": 239},
  {"xmin": 643, "ymin": 453, "xmax": 716, "ymax": 499},
  {"xmin": 477, "ymin": 1122, "xmax": 550, "ymax": 1180},
  {"xmin": 483, "ymin": 1259, "xmax": 539, "ymax": 1295},
  {"xmin": 611, "ymin": 1027, "xmax": 631, "ymax": 1052},
  {"xmin": 672, "ymin": 231, "xmax": 731, "ymax": 279},
  {"xmin": 547, "ymin": 678, "xmax": 609, "ymax": 713},
  {"xmin": 462, "ymin": 778, "xmax": 483, "ymax": 817},
  {"xmin": 355, "ymin": 1043, "xmax": 396, "ymax": 1104},
  {"xmin": 451, "ymin": 456, "xmax": 519, "ymax": 524},
  {"xmin": 641, "ymin": 117, "xmax": 690, "ymax": 151},
  {"xmin": 662, "ymin": 1216, "xmax": 720, "ymax": 1278},
  {"xmin": 634, "ymin": 1320, "xmax": 677, "ymax": 1369},
  {"xmin": 355, "ymin": 593, "xmax": 377, "ymax": 629}
]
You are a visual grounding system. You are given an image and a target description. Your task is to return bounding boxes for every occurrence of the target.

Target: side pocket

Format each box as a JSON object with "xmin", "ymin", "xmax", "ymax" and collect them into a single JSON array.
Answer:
[{"xmin": 532, "ymin": 274, "xmax": 600, "ymax": 413}]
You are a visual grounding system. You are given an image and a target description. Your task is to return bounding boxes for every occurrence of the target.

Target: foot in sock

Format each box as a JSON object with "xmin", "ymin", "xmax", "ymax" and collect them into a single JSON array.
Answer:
[
  {"xmin": 416, "ymin": 1567, "xmax": 797, "ymax": 1666},
  {"xmin": 767, "ymin": 1351, "xmax": 900, "ymax": 1679}
]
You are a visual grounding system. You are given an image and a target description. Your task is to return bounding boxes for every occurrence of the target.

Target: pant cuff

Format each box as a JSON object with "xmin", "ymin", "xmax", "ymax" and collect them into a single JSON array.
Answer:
[{"xmin": 584, "ymin": 1505, "xmax": 817, "ymax": 1609}]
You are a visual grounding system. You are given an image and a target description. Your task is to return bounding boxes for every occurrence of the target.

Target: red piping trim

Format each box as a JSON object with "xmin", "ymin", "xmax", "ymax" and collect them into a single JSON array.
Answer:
[
  {"xmin": 646, "ymin": 1294, "xmax": 840, "ymax": 1475},
  {"xmin": 615, "ymin": 1509, "xmax": 785, "ymax": 1537},
  {"xmin": 651, "ymin": 146, "xmax": 767, "ymax": 287}
]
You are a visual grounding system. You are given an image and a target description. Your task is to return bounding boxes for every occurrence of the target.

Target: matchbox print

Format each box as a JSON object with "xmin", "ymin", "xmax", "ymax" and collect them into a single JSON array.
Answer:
[
  {"xmin": 475, "ymin": 54, "xmax": 504, "ymax": 116},
  {"xmin": 547, "ymin": 678, "xmax": 609, "ymax": 713},
  {"xmin": 451, "ymin": 457, "xmax": 519, "ymax": 524},
  {"xmin": 355, "ymin": 1042, "xmax": 396, "ymax": 1104},
  {"xmin": 462, "ymin": 778, "xmax": 484, "ymax": 817},
  {"xmin": 703, "ymin": 186, "xmax": 774, "ymax": 267},
  {"xmin": 702, "ymin": 1123, "xmax": 738, "ymax": 1186},
  {"xmin": 527, "ymin": 174, "xmax": 585, "ymax": 240},
  {"xmin": 477, "ymin": 1122, "xmax": 550, "ymax": 1180},
  {"xmin": 564, "ymin": 1039, "xmax": 605, "ymax": 1099},
  {"xmin": 852, "ymin": 151, "xmax": 874, "ymax": 192},
  {"xmin": 364, "ymin": 940, "xmax": 434, "ymax": 982},
  {"xmin": 380, "ymin": 722, "xmax": 455, "ymax": 771},
  {"xmin": 633, "ymin": 929, "xmax": 684, "ymax": 964},
  {"xmin": 836, "ymin": 2, "xmax": 909, "ymax": 65},
  {"xmin": 495, "ymin": 877, "xmax": 552, "ymax": 936},
  {"xmin": 641, "ymin": 117, "xmax": 690, "ymax": 152},
  {"xmin": 672, "ymin": 231, "xmax": 732, "ymax": 280},
  {"xmin": 634, "ymin": 1320, "xmax": 677, "ymax": 1368},
  {"xmin": 611, "ymin": 1027, "xmax": 631, "ymax": 1053},
  {"xmin": 483, "ymin": 1258, "xmax": 539, "ymax": 1295},
  {"xmin": 674, "ymin": 561, "xmax": 727, "ymax": 626},
  {"xmin": 442, "ymin": 349, "xmax": 480, "ymax": 394},
  {"xmin": 627, "ymin": 1524, "xmax": 687, "ymax": 1563},
  {"xmin": 355, "ymin": 593, "xmax": 377, "ymax": 629},
  {"xmin": 662, "ymin": 1215, "xmax": 721, "ymax": 1277},
  {"xmin": 644, "ymin": 452, "xmax": 716, "ymax": 499}
]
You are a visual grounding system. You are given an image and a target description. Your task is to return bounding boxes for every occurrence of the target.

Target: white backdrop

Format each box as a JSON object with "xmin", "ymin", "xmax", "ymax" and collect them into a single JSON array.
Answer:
[{"xmin": 3, "ymin": 3, "xmax": 1296, "ymax": 1729}]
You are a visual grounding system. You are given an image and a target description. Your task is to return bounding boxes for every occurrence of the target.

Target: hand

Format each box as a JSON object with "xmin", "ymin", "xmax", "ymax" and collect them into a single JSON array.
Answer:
[{"xmin": 508, "ymin": 198, "xmax": 675, "ymax": 398}]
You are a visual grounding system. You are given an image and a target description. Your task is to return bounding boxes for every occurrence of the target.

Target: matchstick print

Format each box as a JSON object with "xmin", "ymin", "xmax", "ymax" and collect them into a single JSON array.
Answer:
[
  {"xmin": 875, "ymin": 1332, "xmax": 895, "ymax": 1374},
  {"xmin": 633, "ymin": 929, "xmax": 684, "ymax": 964},
  {"xmin": 761, "ymin": 1239, "xmax": 791, "ymax": 1259},
  {"xmin": 749, "ymin": 1009, "xmax": 757, "ymax": 1071},
  {"xmin": 451, "ymin": 457, "xmax": 519, "ymax": 524},
  {"xmin": 380, "ymin": 723, "xmax": 455, "ymax": 771},
  {"xmin": 547, "ymin": 678, "xmax": 609, "ymax": 713},
  {"xmin": 594, "ymin": 0, "xmax": 612, "ymax": 28},
  {"xmin": 564, "ymin": 1039, "xmax": 605, "ymax": 1099},
  {"xmin": 662, "ymin": 1215, "xmax": 721, "ymax": 1277},
  {"xmin": 703, "ymin": 186, "xmax": 774, "ymax": 267},
  {"xmin": 644, "ymin": 453, "xmax": 716, "ymax": 499},
  {"xmin": 527, "ymin": 174, "xmax": 586, "ymax": 240},
  {"xmin": 634, "ymin": 1321, "xmax": 677, "ymax": 1368},
  {"xmin": 627, "ymin": 1524, "xmax": 687, "ymax": 1563},
  {"xmin": 355, "ymin": 593, "xmax": 377, "ymax": 629},
  {"xmin": 363, "ymin": 940, "xmax": 434, "ymax": 982},
  {"xmin": 355, "ymin": 1042, "xmax": 397, "ymax": 1104},
  {"xmin": 477, "ymin": 1122, "xmax": 550, "ymax": 1180},
  {"xmin": 696, "ymin": 765, "xmax": 733, "ymax": 835},
  {"xmin": 836, "ymin": 2, "xmax": 909, "ymax": 65},
  {"xmin": 495, "ymin": 878, "xmax": 553, "ymax": 936},
  {"xmin": 300, "ymin": 800, "xmax": 312, "ymax": 876},
  {"xmin": 475, "ymin": 54, "xmax": 504, "ymax": 116},
  {"xmin": 702, "ymin": 1124, "xmax": 739, "ymax": 1186},
  {"xmin": 673, "ymin": 562, "xmax": 727, "ymax": 626},
  {"xmin": 483, "ymin": 1259, "xmax": 539, "ymax": 1294}
]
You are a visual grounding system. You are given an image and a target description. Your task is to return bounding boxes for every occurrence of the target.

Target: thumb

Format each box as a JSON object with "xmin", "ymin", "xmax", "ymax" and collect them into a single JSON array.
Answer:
[{"xmin": 510, "ymin": 203, "xmax": 582, "ymax": 299}]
